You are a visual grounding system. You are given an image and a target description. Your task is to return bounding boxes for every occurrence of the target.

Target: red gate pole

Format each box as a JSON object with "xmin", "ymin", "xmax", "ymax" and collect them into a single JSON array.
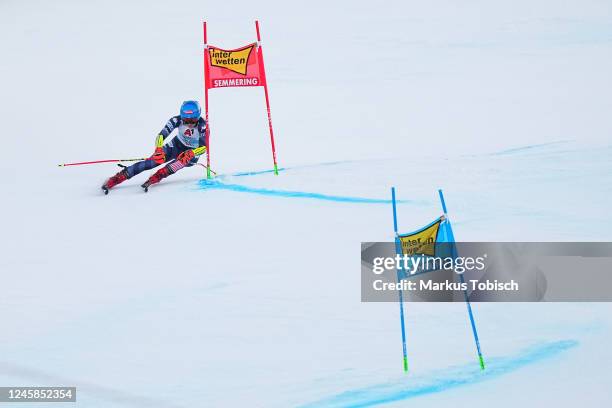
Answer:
[
  {"xmin": 203, "ymin": 21, "xmax": 212, "ymax": 179},
  {"xmin": 255, "ymin": 20, "xmax": 279, "ymax": 175}
]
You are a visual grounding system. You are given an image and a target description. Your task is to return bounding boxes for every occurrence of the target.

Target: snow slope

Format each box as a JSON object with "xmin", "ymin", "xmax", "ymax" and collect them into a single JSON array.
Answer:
[{"xmin": 1, "ymin": 0, "xmax": 612, "ymax": 407}]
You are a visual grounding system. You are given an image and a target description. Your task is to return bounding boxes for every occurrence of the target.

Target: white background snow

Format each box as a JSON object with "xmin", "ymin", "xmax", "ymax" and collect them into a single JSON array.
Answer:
[{"xmin": 1, "ymin": 0, "xmax": 611, "ymax": 406}]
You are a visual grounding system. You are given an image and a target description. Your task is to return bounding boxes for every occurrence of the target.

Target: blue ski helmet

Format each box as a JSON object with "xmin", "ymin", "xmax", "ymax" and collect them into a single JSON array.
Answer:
[{"xmin": 180, "ymin": 100, "xmax": 201, "ymax": 119}]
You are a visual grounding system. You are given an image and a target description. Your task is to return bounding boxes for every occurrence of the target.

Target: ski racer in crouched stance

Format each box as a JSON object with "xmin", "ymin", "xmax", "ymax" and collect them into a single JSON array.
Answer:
[{"xmin": 102, "ymin": 100, "xmax": 207, "ymax": 194}]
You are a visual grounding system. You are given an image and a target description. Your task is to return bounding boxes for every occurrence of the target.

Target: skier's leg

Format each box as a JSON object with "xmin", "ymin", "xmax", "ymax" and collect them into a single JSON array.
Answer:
[
  {"xmin": 140, "ymin": 159, "xmax": 189, "ymax": 192},
  {"xmin": 141, "ymin": 154, "xmax": 202, "ymax": 192},
  {"xmin": 124, "ymin": 158, "xmax": 160, "ymax": 178},
  {"xmin": 124, "ymin": 137, "xmax": 187, "ymax": 178},
  {"xmin": 101, "ymin": 143, "xmax": 178, "ymax": 193},
  {"xmin": 101, "ymin": 158, "xmax": 160, "ymax": 194},
  {"xmin": 141, "ymin": 144, "xmax": 205, "ymax": 192}
]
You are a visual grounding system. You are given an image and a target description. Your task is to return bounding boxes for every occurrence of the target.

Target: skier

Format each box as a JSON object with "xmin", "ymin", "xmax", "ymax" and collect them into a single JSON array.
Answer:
[{"xmin": 102, "ymin": 100, "xmax": 208, "ymax": 194}]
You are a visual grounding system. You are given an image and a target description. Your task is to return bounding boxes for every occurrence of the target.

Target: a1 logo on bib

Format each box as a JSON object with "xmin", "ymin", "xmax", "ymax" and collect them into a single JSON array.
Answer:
[{"xmin": 208, "ymin": 44, "xmax": 255, "ymax": 75}]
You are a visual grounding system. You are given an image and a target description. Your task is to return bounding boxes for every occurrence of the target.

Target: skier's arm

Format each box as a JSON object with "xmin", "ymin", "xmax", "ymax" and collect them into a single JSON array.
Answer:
[
  {"xmin": 197, "ymin": 118, "xmax": 208, "ymax": 148},
  {"xmin": 150, "ymin": 116, "xmax": 180, "ymax": 164},
  {"xmin": 159, "ymin": 116, "xmax": 180, "ymax": 140}
]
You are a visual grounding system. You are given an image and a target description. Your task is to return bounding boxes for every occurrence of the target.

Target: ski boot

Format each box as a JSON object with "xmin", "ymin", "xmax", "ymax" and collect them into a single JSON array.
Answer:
[
  {"xmin": 141, "ymin": 167, "xmax": 170, "ymax": 193},
  {"xmin": 102, "ymin": 168, "xmax": 129, "ymax": 195}
]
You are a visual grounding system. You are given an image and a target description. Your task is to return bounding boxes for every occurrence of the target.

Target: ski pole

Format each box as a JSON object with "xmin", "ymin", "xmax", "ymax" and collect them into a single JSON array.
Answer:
[
  {"xmin": 196, "ymin": 163, "xmax": 217, "ymax": 176},
  {"xmin": 58, "ymin": 158, "xmax": 147, "ymax": 167}
]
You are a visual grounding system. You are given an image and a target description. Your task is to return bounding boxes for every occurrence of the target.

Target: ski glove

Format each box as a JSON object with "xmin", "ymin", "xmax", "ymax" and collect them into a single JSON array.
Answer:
[
  {"xmin": 177, "ymin": 146, "xmax": 207, "ymax": 165},
  {"xmin": 151, "ymin": 134, "xmax": 165, "ymax": 164},
  {"xmin": 177, "ymin": 149, "xmax": 194, "ymax": 165},
  {"xmin": 151, "ymin": 148, "xmax": 165, "ymax": 164}
]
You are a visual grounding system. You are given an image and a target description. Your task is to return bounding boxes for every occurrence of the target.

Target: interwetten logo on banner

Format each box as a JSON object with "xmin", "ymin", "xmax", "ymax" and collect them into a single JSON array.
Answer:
[{"xmin": 206, "ymin": 43, "xmax": 263, "ymax": 88}]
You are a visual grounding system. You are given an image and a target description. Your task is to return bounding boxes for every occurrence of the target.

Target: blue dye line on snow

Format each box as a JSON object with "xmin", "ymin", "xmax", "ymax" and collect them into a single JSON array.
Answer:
[
  {"xmin": 231, "ymin": 160, "xmax": 362, "ymax": 177},
  {"xmin": 301, "ymin": 339, "xmax": 578, "ymax": 408},
  {"xmin": 198, "ymin": 180, "xmax": 409, "ymax": 205},
  {"xmin": 232, "ymin": 168, "xmax": 287, "ymax": 177}
]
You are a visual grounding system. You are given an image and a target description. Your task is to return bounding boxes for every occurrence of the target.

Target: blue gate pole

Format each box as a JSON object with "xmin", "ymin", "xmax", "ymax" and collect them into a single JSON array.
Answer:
[
  {"xmin": 392, "ymin": 187, "xmax": 409, "ymax": 372},
  {"xmin": 438, "ymin": 189, "xmax": 485, "ymax": 370}
]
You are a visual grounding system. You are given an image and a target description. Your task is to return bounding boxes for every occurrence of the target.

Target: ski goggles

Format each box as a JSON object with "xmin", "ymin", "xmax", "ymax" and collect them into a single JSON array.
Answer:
[{"xmin": 182, "ymin": 118, "xmax": 198, "ymax": 125}]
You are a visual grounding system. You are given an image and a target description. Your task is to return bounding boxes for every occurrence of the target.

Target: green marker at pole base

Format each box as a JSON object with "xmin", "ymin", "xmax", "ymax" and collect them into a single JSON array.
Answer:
[
  {"xmin": 479, "ymin": 355, "xmax": 485, "ymax": 370},
  {"xmin": 403, "ymin": 357, "xmax": 409, "ymax": 373},
  {"xmin": 207, "ymin": 166, "xmax": 211, "ymax": 179},
  {"xmin": 273, "ymin": 163, "xmax": 279, "ymax": 175}
]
